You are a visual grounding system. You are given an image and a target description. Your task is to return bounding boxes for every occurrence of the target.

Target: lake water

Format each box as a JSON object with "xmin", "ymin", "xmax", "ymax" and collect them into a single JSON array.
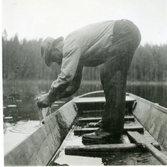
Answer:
[
  {"xmin": 3, "ymin": 82, "xmax": 167, "ymax": 122},
  {"xmin": 77, "ymin": 82, "xmax": 167, "ymax": 108},
  {"xmin": 126, "ymin": 82, "xmax": 167, "ymax": 108}
]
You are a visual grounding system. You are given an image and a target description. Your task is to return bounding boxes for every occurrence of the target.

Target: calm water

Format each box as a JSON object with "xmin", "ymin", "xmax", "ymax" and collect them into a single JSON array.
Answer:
[
  {"xmin": 77, "ymin": 82, "xmax": 167, "ymax": 108},
  {"xmin": 3, "ymin": 82, "xmax": 167, "ymax": 121},
  {"xmin": 126, "ymin": 83, "xmax": 167, "ymax": 108}
]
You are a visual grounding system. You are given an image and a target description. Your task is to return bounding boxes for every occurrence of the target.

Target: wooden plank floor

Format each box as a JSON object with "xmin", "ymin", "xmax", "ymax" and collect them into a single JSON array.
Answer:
[
  {"xmin": 52, "ymin": 126, "xmax": 161, "ymax": 165},
  {"xmin": 52, "ymin": 105, "xmax": 162, "ymax": 166}
]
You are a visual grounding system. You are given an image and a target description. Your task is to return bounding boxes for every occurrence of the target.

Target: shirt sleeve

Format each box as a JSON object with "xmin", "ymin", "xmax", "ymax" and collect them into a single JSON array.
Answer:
[
  {"xmin": 59, "ymin": 65, "xmax": 83, "ymax": 99},
  {"xmin": 48, "ymin": 48, "xmax": 81, "ymax": 100}
]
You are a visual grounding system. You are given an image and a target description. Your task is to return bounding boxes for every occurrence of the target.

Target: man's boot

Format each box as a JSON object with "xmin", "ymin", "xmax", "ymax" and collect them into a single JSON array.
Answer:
[{"xmin": 82, "ymin": 128, "xmax": 122, "ymax": 145}]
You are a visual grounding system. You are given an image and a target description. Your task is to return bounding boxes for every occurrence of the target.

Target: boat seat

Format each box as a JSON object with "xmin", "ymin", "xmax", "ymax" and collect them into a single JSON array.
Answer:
[
  {"xmin": 74, "ymin": 96, "xmax": 136, "ymax": 115},
  {"xmin": 77, "ymin": 116, "xmax": 135, "ymax": 124}
]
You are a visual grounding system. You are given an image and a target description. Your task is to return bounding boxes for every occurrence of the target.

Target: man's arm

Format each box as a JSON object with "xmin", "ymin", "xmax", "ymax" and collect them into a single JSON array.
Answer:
[
  {"xmin": 37, "ymin": 48, "xmax": 82, "ymax": 109},
  {"xmin": 59, "ymin": 65, "xmax": 83, "ymax": 99},
  {"xmin": 48, "ymin": 48, "xmax": 82, "ymax": 102}
]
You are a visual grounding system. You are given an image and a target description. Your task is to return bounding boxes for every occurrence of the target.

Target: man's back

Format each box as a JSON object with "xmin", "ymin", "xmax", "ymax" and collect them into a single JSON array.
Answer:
[{"xmin": 63, "ymin": 20, "xmax": 116, "ymax": 67}]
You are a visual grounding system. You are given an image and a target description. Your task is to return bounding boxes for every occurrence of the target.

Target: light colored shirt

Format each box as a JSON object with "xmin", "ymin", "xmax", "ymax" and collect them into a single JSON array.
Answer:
[{"xmin": 49, "ymin": 20, "xmax": 116, "ymax": 99}]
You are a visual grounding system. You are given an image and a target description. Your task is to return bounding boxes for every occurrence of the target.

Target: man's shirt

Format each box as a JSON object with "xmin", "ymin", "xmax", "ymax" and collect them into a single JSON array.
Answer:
[{"xmin": 50, "ymin": 20, "xmax": 116, "ymax": 98}]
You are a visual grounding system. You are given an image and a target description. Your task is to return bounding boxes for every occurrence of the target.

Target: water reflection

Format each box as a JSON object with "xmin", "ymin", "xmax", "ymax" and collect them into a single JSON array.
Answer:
[
  {"xmin": 3, "ymin": 82, "xmax": 167, "ymax": 122},
  {"xmin": 76, "ymin": 82, "xmax": 167, "ymax": 108},
  {"xmin": 126, "ymin": 83, "xmax": 167, "ymax": 108}
]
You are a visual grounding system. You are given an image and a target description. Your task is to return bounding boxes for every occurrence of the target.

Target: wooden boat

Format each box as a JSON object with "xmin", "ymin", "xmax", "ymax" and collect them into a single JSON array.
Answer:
[{"xmin": 4, "ymin": 90, "xmax": 167, "ymax": 166}]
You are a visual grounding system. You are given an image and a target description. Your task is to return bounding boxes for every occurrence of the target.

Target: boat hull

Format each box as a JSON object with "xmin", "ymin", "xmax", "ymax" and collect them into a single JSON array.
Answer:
[
  {"xmin": 4, "ymin": 98, "xmax": 78, "ymax": 166},
  {"xmin": 4, "ymin": 91, "xmax": 167, "ymax": 166},
  {"xmin": 130, "ymin": 93, "xmax": 167, "ymax": 150}
]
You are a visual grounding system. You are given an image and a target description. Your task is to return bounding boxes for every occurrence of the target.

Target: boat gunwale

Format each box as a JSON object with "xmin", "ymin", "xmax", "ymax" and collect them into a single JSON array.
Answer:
[
  {"xmin": 128, "ymin": 93, "xmax": 167, "ymax": 114},
  {"xmin": 77, "ymin": 90, "xmax": 167, "ymax": 114},
  {"xmin": 4, "ymin": 96, "xmax": 79, "ymax": 166}
]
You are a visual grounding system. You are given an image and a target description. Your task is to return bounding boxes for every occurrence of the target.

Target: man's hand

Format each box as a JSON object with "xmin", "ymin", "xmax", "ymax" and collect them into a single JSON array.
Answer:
[{"xmin": 37, "ymin": 93, "xmax": 52, "ymax": 109}]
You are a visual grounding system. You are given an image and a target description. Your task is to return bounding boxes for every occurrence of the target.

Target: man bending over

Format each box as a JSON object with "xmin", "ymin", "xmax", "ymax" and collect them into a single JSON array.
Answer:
[{"xmin": 37, "ymin": 19, "xmax": 141, "ymax": 144}]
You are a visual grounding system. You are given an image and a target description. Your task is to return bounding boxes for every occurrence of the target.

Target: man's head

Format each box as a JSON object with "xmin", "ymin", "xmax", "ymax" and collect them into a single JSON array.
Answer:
[{"xmin": 41, "ymin": 36, "xmax": 64, "ymax": 66}]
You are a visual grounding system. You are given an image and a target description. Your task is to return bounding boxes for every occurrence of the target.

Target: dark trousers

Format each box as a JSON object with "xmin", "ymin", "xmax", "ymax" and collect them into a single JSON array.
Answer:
[{"xmin": 100, "ymin": 20, "xmax": 141, "ymax": 137}]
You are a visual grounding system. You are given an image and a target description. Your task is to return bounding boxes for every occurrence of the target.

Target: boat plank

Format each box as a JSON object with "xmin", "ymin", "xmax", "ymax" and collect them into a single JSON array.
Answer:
[
  {"xmin": 65, "ymin": 134, "xmax": 133, "ymax": 157},
  {"xmin": 74, "ymin": 96, "xmax": 135, "ymax": 103},
  {"xmin": 65, "ymin": 143, "xmax": 138, "ymax": 156},
  {"xmin": 74, "ymin": 124, "xmax": 144, "ymax": 135},
  {"xmin": 77, "ymin": 116, "xmax": 135, "ymax": 123},
  {"xmin": 128, "ymin": 131, "xmax": 167, "ymax": 165}
]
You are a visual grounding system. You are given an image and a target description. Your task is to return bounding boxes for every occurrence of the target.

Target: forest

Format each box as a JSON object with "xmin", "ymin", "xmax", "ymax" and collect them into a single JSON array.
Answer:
[{"xmin": 2, "ymin": 31, "xmax": 167, "ymax": 98}]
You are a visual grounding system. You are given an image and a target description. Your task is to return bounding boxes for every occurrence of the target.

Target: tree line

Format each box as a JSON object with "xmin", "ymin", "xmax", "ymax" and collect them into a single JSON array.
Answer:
[{"xmin": 2, "ymin": 31, "xmax": 167, "ymax": 82}]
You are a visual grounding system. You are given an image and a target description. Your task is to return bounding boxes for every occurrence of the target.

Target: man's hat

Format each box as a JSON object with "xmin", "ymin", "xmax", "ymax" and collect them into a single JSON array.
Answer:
[{"xmin": 41, "ymin": 37, "xmax": 63, "ymax": 67}]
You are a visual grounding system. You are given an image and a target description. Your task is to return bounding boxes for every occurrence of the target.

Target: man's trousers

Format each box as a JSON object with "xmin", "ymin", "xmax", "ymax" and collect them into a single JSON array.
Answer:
[{"xmin": 100, "ymin": 19, "xmax": 141, "ymax": 138}]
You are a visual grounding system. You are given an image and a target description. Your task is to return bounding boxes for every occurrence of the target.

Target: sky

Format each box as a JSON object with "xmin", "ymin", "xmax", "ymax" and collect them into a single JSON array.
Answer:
[{"xmin": 2, "ymin": 0, "xmax": 167, "ymax": 45}]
